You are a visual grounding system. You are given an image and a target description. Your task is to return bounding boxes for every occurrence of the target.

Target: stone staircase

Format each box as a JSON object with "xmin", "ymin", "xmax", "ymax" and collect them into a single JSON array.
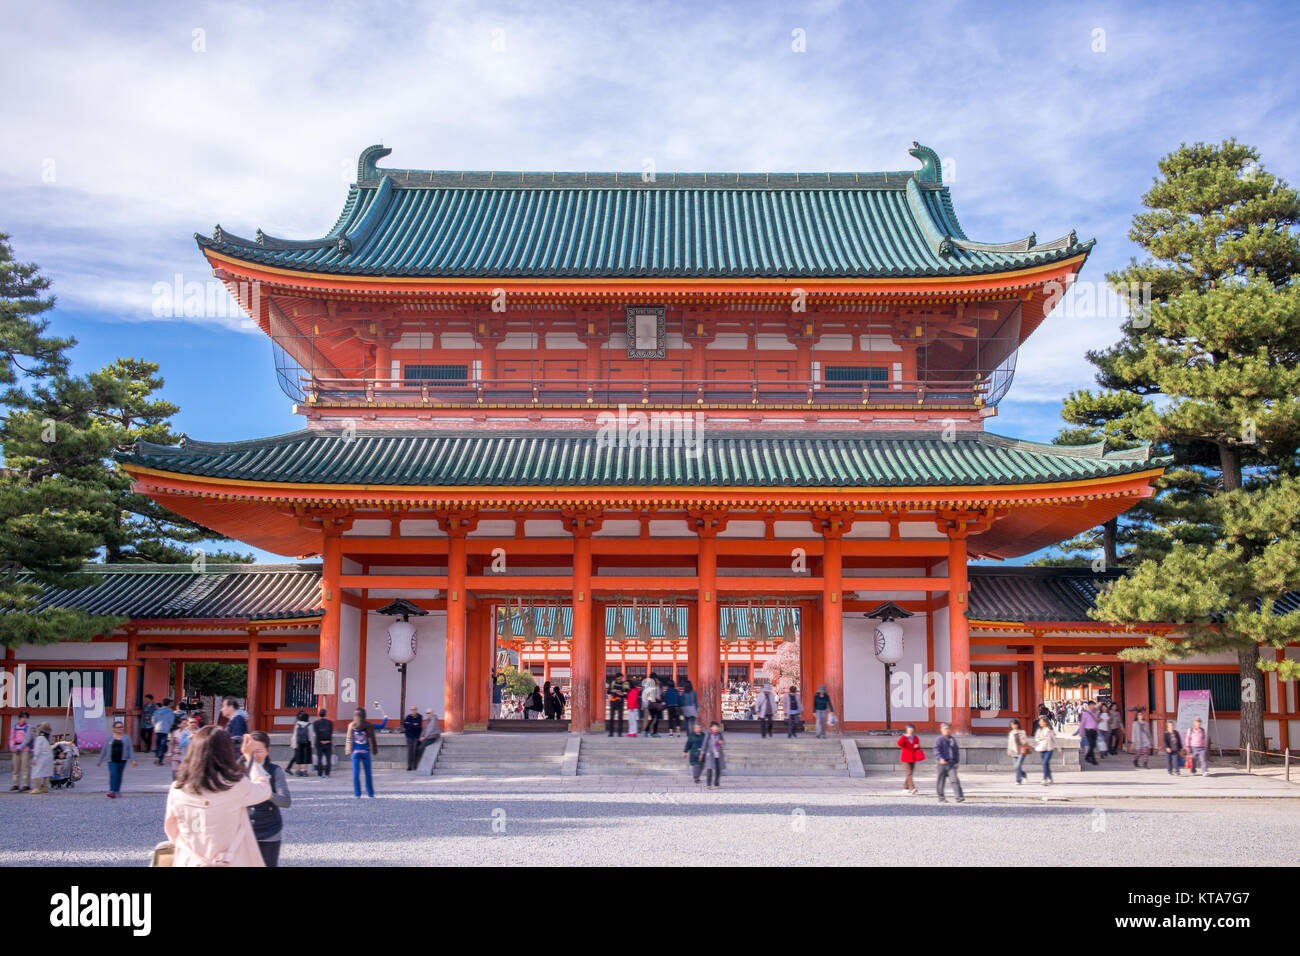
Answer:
[
  {"xmin": 577, "ymin": 735, "xmax": 848, "ymax": 776},
  {"xmin": 433, "ymin": 733, "xmax": 568, "ymax": 777}
]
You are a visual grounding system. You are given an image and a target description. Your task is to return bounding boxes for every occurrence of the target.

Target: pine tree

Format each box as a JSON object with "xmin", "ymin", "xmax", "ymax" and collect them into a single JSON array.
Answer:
[
  {"xmin": 1080, "ymin": 142, "xmax": 1300, "ymax": 753},
  {"xmin": 0, "ymin": 233, "xmax": 122, "ymax": 644}
]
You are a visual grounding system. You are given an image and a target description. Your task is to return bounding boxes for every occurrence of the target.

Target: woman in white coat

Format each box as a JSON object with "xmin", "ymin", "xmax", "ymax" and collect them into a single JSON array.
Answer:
[
  {"xmin": 164, "ymin": 726, "xmax": 271, "ymax": 867},
  {"xmin": 28, "ymin": 723, "xmax": 54, "ymax": 794}
]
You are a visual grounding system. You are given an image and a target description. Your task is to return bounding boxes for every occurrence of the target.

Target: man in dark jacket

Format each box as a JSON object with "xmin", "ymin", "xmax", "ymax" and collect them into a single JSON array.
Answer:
[
  {"xmin": 312, "ymin": 708, "xmax": 334, "ymax": 777},
  {"xmin": 402, "ymin": 706, "xmax": 424, "ymax": 770},
  {"xmin": 934, "ymin": 722, "xmax": 965, "ymax": 803},
  {"xmin": 607, "ymin": 673, "xmax": 628, "ymax": 737}
]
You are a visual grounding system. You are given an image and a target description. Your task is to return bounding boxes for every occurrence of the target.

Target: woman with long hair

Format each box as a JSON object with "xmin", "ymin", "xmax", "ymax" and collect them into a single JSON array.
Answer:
[
  {"xmin": 164, "ymin": 725, "xmax": 271, "ymax": 866},
  {"xmin": 346, "ymin": 708, "xmax": 380, "ymax": 798}
]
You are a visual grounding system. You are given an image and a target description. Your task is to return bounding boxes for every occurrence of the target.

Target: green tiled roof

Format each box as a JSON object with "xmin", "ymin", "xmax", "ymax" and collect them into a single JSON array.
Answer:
[
  {"xmin": 32, "ymin": 564, "xmax": 323, "ymax": 620},
  {"xmin": 196, "ymin": 144, "xmax": 1092, "ymax": 279},
  {"xmin": 119, "ymin": 430, "xmax": 1162, "ymax": 488}
]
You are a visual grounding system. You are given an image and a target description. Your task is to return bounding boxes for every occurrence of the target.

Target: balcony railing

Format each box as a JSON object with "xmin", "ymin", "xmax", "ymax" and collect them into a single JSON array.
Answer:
[{"xmin": 299, "ymin": 376, "xmax": 995, "ymax": 408}]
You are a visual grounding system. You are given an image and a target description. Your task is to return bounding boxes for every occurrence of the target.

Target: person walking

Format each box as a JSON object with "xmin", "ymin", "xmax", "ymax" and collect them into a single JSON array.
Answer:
[
  {"xmin": 701, "ymin": 721, "xmax": 726, "ymax": 789},
  {"xmin": 140, "ymin": 695, "xmax": 156, "ymax": 754},
  {"xmin": 165, "ymin": 718, "xmax": 188, "ymax": 780},
  {"xmin": 415, "ymin": 709, "xmax": 441, "ymax": 768},
  {"xmin": 642, "ymin": 673, "xmax": 662, "ymax": 736},
  {"xmin": 680, "ymin": 680, "xmax": 699, "ymax": 735},
  {"xmin": 402, "ymin": 706, "xmax": 423, "ymax": 771},
  {"xmin": 663, "ymin": 680, "xmax": 682, "ymax": 736},
  {"xmin": 607, "ymin": 673, "xmax": 628, "ymax": 737},
  {"xmin": 311, "ymin": 709, "xmax": 334, "ymax": 777},
  {"xmin": 1007, "ymin": 719, "xmax": 1031, "ymax": 785},
  {"xmin": 541, "ymin": 680, "xmax": 555, "ymax": 719},
  {"xmin": 684, "ymin": 722, "xmax": 706, "ymax": 784},
  {"xmin": 783, "ymin": 685, "xmax": 802, "ymax": 737},
  {"xmin": 1162, "ymin": 720, "xmax": 1184, "ymax": 776},
  {"xmin": 625, "ymin": 682, "xmax": 641, "ymax": 737},
  {"xmin": 164, "ymin": 726, "xmax": 271, "ymax": 867},
  {"xmin": 8, "ymin": 711, "xmax": 33, "ymax": 792},
  {"xmin": 1185, "ymin": 717, "xmax": 1210, "ymax": 776},
  {"xmin": 346, "ymin": 708, "xmax": 380, "ymax": 798},
  {"xmin": 152, "ymin": 698, "xmax": 176, "ymax": 764},
  {"xmin": 896, "ymin": 722, "xmax": 924, "ymax": 794},
  {"xmin": 245, "ymin": 731, "xmax": 291, "ymax": 868},
  {"xmin": 221, "ymin": 697, "xmax": 250, "ymax": 748},
  {"xmin": 754, "ymin": 683, "xmax": 777, "ymax": 738},
  {"xmin": 1129, "ymin": 710, "xmax": 1153, "ymax": 768},
  {"xmin": 286, "ymin": 711, "xmax": 313, "ymax": 777},
  {"xmin": 1078, "ymin": 701, "xmax": 1100, "ymax": 766},
  {"xmin": 97, "ymin": 720, "xmax": 136, "ymax": 798},
  {"xmin": 27, "ymin": 723, "xmax": 53, "ymax": 794},
  {"xmin": 1096, "ymin": 704, "xmax": 1112, "ymax": 759},
  {"xmin": 1034, "ymin": 716, "xmax": 1056, "ymax": 786},
  {"xmin": 934, "ymin": 723, "xmax": 964, "ymax": 803},
  {"xmin": 550, "ymin": 683, "xmax": 567, "ymax": 721},
  {"xmin": 1109, "ymin": 706, "xmax": 1124, "ymax": 755},
  {"xmin": 812, "ymin": 686, "xmax": 834, "ymax": 738}
]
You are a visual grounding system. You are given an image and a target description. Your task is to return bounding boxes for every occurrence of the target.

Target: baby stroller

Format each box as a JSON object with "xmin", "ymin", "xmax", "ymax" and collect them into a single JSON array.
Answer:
[{"xmin": 50, "ymin": 740, "xmax": 82, "ymax": 789}]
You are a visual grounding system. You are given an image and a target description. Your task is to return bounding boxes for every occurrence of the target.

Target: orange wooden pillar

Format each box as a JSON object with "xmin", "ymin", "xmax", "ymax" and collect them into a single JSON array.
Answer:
[
  {"xmin": 696, "ymin": 525, "xmax": 720, "ymax": 726},
  {"xmin": 444, "ymin": 527, "xmax": 468, "ymax": 733},
  {"xmin": 947, "ymin": 528, "xmax": 971, "ymax": 734},
  {"xmin": 591, "ymin": 601, "xmax": 607, "ymax": 728},
  {"xmin": 570, "ymin": 524, "xmax": 594, "ymax": 732},
  {"xmin": 821, "ymin": 527, "xmax": 844, "ymax": 734},
  {"xmin": 1031, "ymin": 634, "xmax": 1045, "ymax": 716},
  {"xmin": 464, "ymin": 602, "xmax": 485, "ymax": 725},
  {"xmin": 245, "ymin": 633, "xmax": 261, "ymax": 729},
  {"xmin": 802, "ymin": 599, "xmax": 823, "ymax": 716}
]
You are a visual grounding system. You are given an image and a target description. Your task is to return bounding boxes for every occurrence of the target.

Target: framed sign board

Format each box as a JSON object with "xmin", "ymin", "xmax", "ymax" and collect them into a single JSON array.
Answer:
[
  {"xmin": 626, "ymin": 306, "xmax": 666, "ymax": 358},
  {"xmin": 313, "ymin": 667, "xmax": 336, "ymax": 696}
]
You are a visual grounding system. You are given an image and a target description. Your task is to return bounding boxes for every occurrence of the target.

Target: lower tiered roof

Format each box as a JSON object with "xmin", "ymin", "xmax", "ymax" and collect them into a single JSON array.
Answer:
[{"xmin": 119, "ymin": 429, "xmax": 1161, "ymax": 487}]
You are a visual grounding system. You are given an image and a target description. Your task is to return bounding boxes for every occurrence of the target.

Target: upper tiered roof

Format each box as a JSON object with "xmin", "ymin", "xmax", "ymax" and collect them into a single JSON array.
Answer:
[{"xmin": 196, "ymin": 144, "xmax": 1092, "ymax": 280}]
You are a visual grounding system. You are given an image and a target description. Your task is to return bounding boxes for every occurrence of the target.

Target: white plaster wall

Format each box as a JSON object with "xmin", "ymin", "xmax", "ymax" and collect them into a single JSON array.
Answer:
[
  {"xmin": 344, "ymin": 520, "xmax": 391, "ymax": 537},
  {"xmin": 718, "ymin": 521, "xmax": 765, "ymax": 538},
  {"xmin": 932, "ymin": 603, "xmax": 951, "ymax": 722},
  {"xmin": 593, "ymin": 521, "xmax": 640, "ymax": 537},
  {"xmin": 364, "ymin": 610, "xmax": 446, "ymax": 719},
  {"xmin": 13, "ymin": 642, "xmax": 126, "ymax": 661},
  {"xmin": 842, "ymin": 604, "xmax": 930, "ymax": 724},
  {"xmin": 525, "ymin": 520, "xmax": 569, "ymax": 537},
  {"xmin": 339, "ymin": 603, "xmax": 361, "ymax": 718},
  {"xmin": 400, "ymin": 520, "xmax": 446, "ymax": 537}
]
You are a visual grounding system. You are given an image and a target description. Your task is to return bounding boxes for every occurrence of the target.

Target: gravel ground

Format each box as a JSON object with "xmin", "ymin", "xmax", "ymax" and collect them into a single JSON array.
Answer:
[{"xmin": 2, "ymin": 765, "xmax": 1297, "ymax": 866}]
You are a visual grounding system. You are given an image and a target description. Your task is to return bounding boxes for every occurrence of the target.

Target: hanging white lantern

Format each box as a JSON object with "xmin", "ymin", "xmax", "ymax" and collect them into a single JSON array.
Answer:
[
  {"xmin": 387, "ymin": 618, "xmax": 418, "ymax": 665},
  {"xmin": 873, "ymin": 619, "xmax": 905, "ymax": 666}
]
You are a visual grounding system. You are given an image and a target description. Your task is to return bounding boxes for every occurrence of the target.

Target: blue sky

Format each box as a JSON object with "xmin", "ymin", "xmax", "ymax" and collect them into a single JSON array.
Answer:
[{"xmin": 2, "ymin": 0, "xmax": 1298, "ymax": 561}]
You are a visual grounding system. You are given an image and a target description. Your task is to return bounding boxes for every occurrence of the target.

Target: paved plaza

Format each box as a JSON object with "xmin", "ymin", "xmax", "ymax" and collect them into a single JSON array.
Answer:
[{"xmin": 3, "ymin": 756, "xmax": 1296, "ymax": 867}]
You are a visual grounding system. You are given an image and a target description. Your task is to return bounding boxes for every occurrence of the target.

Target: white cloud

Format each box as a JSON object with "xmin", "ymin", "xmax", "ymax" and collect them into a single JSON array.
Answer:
[{"xmin": 0, "ymin": 0, "xmax": 1296, "ymax": 410}]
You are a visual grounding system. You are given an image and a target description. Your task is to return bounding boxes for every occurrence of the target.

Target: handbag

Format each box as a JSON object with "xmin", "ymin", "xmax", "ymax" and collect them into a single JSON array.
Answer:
[{"xmin": 150, "ymin": 841, "xmax": 174, "ymax": 867}]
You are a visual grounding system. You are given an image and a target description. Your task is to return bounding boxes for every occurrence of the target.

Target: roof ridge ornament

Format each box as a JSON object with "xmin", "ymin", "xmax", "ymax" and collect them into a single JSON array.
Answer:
[
  {"xmin": 358, "ymin": 144, "xmax": 392, "ymax": 182},
  {"xmin": 908, "ymin": 142, "xmax": 942, "ymax": 184}
]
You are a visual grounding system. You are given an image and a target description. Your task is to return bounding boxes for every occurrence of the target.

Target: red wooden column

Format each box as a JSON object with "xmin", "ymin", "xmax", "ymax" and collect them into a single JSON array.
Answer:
[
  {"xmin": 695, "ymin": 519, "xmax": 721, "ymax": 726},
  {"xmin": 1031, "ymin": 632, "xmax": 1045, "ymax": 717},
  {"xmin": 444, "ymin": 521, "xmax": 470, "ymax": 733},
  {"xmin": 947, "ymin": 526, "xmax": 972, "ymax": 734},
  {"xmin": 569, "ymin": 519, "xmax": 595, "ymax": 733},
  {"xmin": 245, "ymin": 630, "xmax": 262, "ymax": 729},
  {"xmin": 821, "ymin": 523, "xmax": 845, "ymax": 734},
  {"xmin": 591, "ymin": 601, "xmax": 607, "ymax": 727},
  {"xmin": 318, "ymin": 527, "xmax": 342, "ymax": 721}
]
